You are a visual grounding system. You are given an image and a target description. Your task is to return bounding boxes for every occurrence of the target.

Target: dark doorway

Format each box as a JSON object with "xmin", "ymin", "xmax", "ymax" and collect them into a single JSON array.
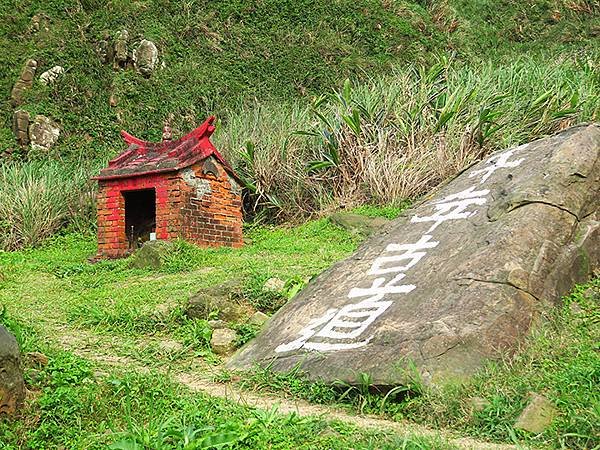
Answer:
[{"xmin": 123, "ymin": 189, "xmax": 156, "ymax": 249}]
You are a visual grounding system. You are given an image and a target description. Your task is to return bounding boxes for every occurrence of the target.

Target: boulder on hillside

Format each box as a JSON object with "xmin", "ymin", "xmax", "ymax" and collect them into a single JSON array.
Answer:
[
  {"xmin": 133, "ymin": 39, "xmax": 158, "ymax": 77},
  {"xmin": 186, "ymin": 279, "xmax": 253, "ymax": 323},
  {"xmin": 28, "ymin": 115, "xmax": 60, "ymax": 152},
  {"xmin": 330, "ymin": 212, "xmax": 390, "ymax": 236},
  {"xmin": 0, "ymin": 325, "xmax": 26, "ymax": 417},
  {"xmin": 10, "ymin": 59, "xmax": 37, "ymax": 107},
  {"xmin": 113, "ymin": 30, "xmax": 129, "ymax": 69},
  {"xmin": 229, "ymin": 124, "xmax": 600, "ymax": 387},
  {"xmin": 12, "ymin": 110, "xmax": 30, "ymax": 147},
  {"xmin": 39, "ymin": 65, "xmax": 64, "ymax": 85}
]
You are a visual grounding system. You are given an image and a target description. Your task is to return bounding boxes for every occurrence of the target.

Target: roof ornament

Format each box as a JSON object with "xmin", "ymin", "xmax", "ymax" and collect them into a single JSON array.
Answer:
[{"xmin": 162, "ymin": 118, "xmax": 172, "ymax": 142}]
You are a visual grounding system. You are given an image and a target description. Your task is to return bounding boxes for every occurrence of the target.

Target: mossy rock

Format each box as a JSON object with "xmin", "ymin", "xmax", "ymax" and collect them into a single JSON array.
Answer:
[
  {"xmin": 186, "ymin": 279, "xmax": 254, "ymax": 323},
  {"xmin": 329, "ymin": 213, "xmax": 390, "ymax": 236},
  {"xmin": 128, "ymin": 240, "xmax": 175, "ymax": 269}
]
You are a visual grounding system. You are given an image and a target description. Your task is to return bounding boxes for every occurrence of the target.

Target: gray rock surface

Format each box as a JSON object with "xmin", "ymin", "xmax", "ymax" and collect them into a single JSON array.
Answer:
[
  {"xmin": 229, "ymin": 124, "xmax": 600, "ymax": 387},
  {"xmin": 0, "ymin": 325, "xmax": 25, "ymax": 417},
  {"xmin": 514, "ymin": 393, "xmax": 558, "ymax": 433},
  {"xmin": 12, "ymin": 110, "xmax": 30, "ymax": 146},
  {"xmin": 186, "ymin": 279, "xmax": 253, "ymax": 322},
  {"xmin": 28, "ymin": 115, "xmax": 60, "ymax": 151},
  {"xmin": 10, "ymin": 59, "xmax": 37, "ymax": 107},
  {"xmin": 330, "ymin": 213, "xmax": 390, "ymax": 236},
  {"xmin": 133, "ymin": 39, "xmax": 158, "ymax": 77},
  {"xmin": 211, "ymin": 328, "xmax": 237, "ymax": 355},
  {"xmin": 39, "ymin": 65, "xmax": 64, "ymax": 85}
]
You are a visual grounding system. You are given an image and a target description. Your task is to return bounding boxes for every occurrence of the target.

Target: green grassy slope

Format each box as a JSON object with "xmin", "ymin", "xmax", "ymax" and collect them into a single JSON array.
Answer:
[
  {"xmin": 1, "ymin": 0, "xmax": 598, "ymax": 159},
  {"xmin": 0, "ymin": 221, "xmax": 597, "ymax": 448},
  {"xmin": 0, "ymin": 0, "xmax": 438, "ymax": 157}
]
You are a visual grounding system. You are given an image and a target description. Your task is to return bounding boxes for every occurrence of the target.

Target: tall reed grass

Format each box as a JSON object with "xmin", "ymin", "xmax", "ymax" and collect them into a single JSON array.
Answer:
[
  {"xmin": 217, "ymin": 56, "xmax": 599, "ymax": 219},
  {"xmin": 1, "ymin": 55, "xmax": 598, "ymax": 249},
  {"xmin": 0, "ymin": 160, "xmax": 98, "ymax": 250}
]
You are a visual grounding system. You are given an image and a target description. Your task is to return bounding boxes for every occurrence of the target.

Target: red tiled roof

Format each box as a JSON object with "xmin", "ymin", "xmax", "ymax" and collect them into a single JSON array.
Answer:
[{"xmin": 93, "ymin": 116, "xmax": 238, "ymax": 181}]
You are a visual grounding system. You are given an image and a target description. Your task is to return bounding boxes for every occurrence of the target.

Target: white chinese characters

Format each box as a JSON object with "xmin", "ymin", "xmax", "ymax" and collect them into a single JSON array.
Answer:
[{"xmin": 276, "ymin": 147, "xmax": 525, "ymax": 353}]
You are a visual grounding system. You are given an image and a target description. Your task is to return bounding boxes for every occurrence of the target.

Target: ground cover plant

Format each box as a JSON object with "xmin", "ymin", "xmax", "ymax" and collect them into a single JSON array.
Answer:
[
  {"xmin": 1, "ymin": 214, "xmax": 464, "ymax": 449},
  {"xmin": 2, "ymin": 54, "xmax": 598, "ymax": 248},
  {"xmin": 0, "ymin": 314, "xmax": 456, "ymax": 449},
  {"xmin": 1, "ymin": 218, "xmax": 598, "ymax": 448}
]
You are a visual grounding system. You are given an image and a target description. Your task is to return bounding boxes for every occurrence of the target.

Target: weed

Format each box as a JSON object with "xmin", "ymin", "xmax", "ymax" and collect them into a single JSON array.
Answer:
[
  {"xmin": 0, "ymin": 160, "xmax": 99, "ymax": 250},
  {"xmin": 233, "ymin": 322, "xmax": 260, "ymax": 347}
]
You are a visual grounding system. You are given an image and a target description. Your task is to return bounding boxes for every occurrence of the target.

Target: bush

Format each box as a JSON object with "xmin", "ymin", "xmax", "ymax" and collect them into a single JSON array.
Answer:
[{"xmin": 0, "ymin": 160, "xmax": 98, "ymax": 250}]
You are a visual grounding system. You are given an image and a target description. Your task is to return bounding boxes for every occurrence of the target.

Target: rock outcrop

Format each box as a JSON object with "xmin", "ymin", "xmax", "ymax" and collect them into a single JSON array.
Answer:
[
  {"xmin": 28, "ymin": 115, "xmax": 60, "ymax": 151},
  {"xmin": 10, "ymin": 59, "xmax": 37, "ymax": 107},
  {"xmin": 12, "ymin": 110, "xmax": 30, "ymax": 147},
  {"xmin": 133, "ymin": 39, "xmax": 158, "ymax": 77},
  {"xmin": 40, "ymin": 65, "xmax": 64, "ymax": 85},
  {"xmin": 229, "ymin": 124, "xmax": 600, "ymax": 387},
  {"xmin": 186, "ymin": 279, "xmax": 253, "ymax": 323},
  {"xmin": 0, "ymin": 325, "xmax": 25, "ymax": 417}
]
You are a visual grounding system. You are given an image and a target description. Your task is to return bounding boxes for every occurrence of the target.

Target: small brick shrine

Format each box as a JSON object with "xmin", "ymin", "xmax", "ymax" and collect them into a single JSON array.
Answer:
[{"xmin": 93, "ymin": 116, "xmax": 243, "ymax": 259}]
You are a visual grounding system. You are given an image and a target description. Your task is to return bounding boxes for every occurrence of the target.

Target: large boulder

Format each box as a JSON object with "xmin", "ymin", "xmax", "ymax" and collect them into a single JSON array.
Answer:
[
  {"xmin": 0, "ymin": 325, "xmax": 26, "ymax": 417},
  {"xmin": 229, "ymin": 124, "xmax": 600, "ymax": 386}
]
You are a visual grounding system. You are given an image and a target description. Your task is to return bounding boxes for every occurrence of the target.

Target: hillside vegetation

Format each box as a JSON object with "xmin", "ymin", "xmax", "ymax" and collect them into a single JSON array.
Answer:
[{"xmin": 1, "ymin": 0, "xmax": 599, "ymax": 243}]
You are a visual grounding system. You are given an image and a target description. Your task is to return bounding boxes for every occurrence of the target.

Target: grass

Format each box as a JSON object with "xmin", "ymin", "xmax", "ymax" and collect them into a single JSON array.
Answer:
[
  {"xmin": 0, "ymin": 333, "xmax": 455, "ymax": 449},
  {"xmin": 2, "ymin": 54, "xmax": 598, "ymax": 248},
  {"xmin": 0, "ymin": 1, "xmax": 598, "ymax": 447},
  {"xmin": 0, "ymin": 0, "xmax": 441, "ymax": 159},
  {"xmin": 0, "ymin": 216, "xmax": 461, "ymax": 449},
  {"xmin": 1, "ymin": 215, "xmax": 598, "ymax": 448},
  {"xmin": 0, "ymin": 0, "xmax": 598, "ymax": 244},
  {"xmin": 0, "ymin": 160, "xmax": 99, "ymax": 250},
  {"xmin": 223, "ymin": 54, "xmax": 599, "ymax": 218},
  {"xmin": 0, "ymin": 218, "xmax": 360, "ymax": 361}
]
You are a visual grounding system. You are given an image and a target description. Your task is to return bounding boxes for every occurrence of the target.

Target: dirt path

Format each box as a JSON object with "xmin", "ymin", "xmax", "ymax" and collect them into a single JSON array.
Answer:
[
  {"xmin": 174, "ymin": 372, "xmax": 520, "ymax": 450},
  {"xmin": 50, "ymin": 327, "xmax": 523, "ymax": 450}
]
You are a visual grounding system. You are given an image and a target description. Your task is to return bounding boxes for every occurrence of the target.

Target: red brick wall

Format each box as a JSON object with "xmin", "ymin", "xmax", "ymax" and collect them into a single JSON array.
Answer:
[
  {"xmin": 178, "ymin": 158, "xmax": 243, "ymax": 248},
  {"xmin": 96, "ymin": 159, "xmax": 243, "ymax": 259}
]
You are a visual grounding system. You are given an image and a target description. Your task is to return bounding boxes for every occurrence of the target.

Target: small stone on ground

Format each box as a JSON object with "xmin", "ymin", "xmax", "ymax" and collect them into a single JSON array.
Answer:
[{"xmin": 514, "ymin": 392, "xmax": 558, "ymax": 434}]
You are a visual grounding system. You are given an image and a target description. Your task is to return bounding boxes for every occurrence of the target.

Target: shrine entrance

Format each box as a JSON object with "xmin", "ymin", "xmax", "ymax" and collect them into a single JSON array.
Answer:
[{"xmin": 123, "ymin": 189, "xmax": 156, "ymax": 248}]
